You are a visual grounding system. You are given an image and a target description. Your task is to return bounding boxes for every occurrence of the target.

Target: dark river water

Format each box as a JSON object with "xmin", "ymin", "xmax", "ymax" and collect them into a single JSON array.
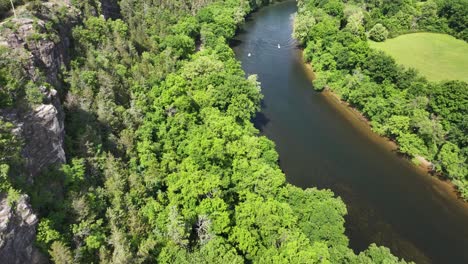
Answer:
[{"xmin": 232, "ymin": 1, "xmax": 468, "ymax": 263}]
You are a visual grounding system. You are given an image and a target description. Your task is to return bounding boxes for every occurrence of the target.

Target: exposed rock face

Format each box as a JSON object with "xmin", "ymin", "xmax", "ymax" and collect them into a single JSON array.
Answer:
[
  {"xmin": 0, "ymin": 3, "xmax": 78, "ymax": 180},
  {"xmin": 22, "ymin": 89, "xmax": 66, "ymax": 180},
  {"xmin": 0, "ymin": 194, "xmax": 47, "ymax": 264},
  {"xmin": 0, "ymin": 3, "xmax": 78, "ymax": 262},
  {"xmin": 4, "ymin": 7, "xmax": 76, "ymax": 88}
]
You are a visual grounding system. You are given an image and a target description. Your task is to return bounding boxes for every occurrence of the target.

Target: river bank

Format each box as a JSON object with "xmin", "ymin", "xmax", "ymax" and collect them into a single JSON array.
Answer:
[
  {"xmin": 297, "ymin": 46, "xmax": 467, "ymax": 202},
  {"xmin": 233, "ymin": 1, "xmax": 468, "ymax": 262}
]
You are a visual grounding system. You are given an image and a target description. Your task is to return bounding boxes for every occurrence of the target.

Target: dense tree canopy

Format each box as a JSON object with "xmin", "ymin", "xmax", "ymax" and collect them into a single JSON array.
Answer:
[{"xmin": 0, "ymin": 0, "xmax": 423, "ymax": 262}]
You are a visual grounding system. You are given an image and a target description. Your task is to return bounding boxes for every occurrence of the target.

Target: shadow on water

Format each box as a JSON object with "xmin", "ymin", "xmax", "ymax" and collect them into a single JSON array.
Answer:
[
  {"xmin": 229, "ymin": 38, "xmax": 243, "ymax": 48},
  {"xmin": 252, "ymin": 111, "xmax": 270, "ymax": 132}
]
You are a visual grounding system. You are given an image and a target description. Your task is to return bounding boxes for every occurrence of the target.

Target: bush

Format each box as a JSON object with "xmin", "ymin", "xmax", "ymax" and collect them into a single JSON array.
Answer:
[
  {"xmin": 25, "ymin": 0, "xmax": 43, "ymax": 13},
  {"xmin": 369, "ymin": 23, "xmax": 389, "ymax": 42},
  {"xmin": 313, "ymin": 74, "xmax": 328, "ymax": 91},
  {"xmin": 25, "ymin": 82, "xmax": 44, "ymax": 105},
  {"xmin": 0, "ymin": 0, "xmax": 17, "ymax": 17}
]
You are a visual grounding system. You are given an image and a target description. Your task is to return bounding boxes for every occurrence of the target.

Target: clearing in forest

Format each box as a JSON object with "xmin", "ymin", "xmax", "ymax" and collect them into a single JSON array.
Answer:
[{"xmin": 369, "ymin": 32, "xmax": 468, "ymax": 82}]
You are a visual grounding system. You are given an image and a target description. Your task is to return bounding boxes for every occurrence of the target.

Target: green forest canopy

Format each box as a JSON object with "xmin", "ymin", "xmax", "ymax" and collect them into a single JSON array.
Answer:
[{"xmin": 0, "ymin": 0, "xmax": 413, "ymax": 263}]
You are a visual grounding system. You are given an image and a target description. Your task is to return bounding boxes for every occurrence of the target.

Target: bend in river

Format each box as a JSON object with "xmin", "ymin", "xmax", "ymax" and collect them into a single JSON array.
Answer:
[{"xmin": 232, "ymin": 1, "xmax": 468, "ymax": 263}]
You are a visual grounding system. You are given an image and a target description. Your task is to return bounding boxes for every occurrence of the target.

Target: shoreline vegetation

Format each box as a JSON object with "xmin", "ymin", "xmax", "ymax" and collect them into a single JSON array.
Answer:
[
  {"xmin": 293, "ymin": 0, "xmax": 468, "ymax": 201},
  {"xmin": 300, "ymin": 51, "xmax": 467, "ymax": 203}
]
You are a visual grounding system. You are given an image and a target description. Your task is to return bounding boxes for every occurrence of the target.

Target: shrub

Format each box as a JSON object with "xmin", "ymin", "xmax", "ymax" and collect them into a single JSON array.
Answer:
[{"xmin": 369, "ymin": 23, "xmax": 389, "ymax": 42}]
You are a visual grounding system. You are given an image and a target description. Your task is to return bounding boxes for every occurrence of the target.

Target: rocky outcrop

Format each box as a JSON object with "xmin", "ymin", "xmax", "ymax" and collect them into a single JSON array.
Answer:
[
  {"xmin": 22, "ymin": 89, "xmax": 66, "ymax": 180},
  {"xmin": 3, "ymin": 3, "xmax": 77, "ymax": 88},
  {"xmin": 0, "ymin": 2, "xmax": 78, "ymax": 180},
  {"xmin": 0, "ymin": 2, "xmax": 78, "ymax": 262},
  {"xmin": 0, "ymin": 194, "xmax": 47, "ymax": 264}
]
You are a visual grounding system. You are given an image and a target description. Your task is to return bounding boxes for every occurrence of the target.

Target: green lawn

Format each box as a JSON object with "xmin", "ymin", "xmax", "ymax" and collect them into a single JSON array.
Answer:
[{"xmin": 369, "ymin": 33, "xmax": 468, "ymax": 82}]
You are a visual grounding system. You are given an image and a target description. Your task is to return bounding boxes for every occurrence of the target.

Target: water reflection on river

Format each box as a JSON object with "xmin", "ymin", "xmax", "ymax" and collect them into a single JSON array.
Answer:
[{"xmin": 232, "ymin": 1, "xmax": 468, "ymax": 263}]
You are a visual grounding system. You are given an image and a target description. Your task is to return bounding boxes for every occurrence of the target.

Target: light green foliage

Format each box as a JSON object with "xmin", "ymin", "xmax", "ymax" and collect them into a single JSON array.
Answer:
[
  {"xmin": 230, "ymin": 194, "xmax": 330, "ymax": 263},
  {"xmin": 397, "ymin": 133, "xmax": 428, "ymax": 157},
  {"xmin": 0, "ymin": 164, "xmax": 10, "ymax": 192},
  {"xmin": 0, "ymin": 120, "xmax": 22, "ymax": 203},
  {"xmin": 0, "ymin": 165, "xmax": 20, "ymax": 206},
  {"xmin": 36, "ymin": 218, "xmax": 62, "ymax": 252},
  {"xmin": 281, "ymin": 186, "xmax": 349, "ymax": 262},
  {"xmin": 384, "ymin": 115, "xmax": 410, "ymax": 137},
  {"xmin": 345, "ymin": 10, "xmax": 365, "ymax": 35},
  {"xmin": 410, "ymin": 109, "xmax": 445, "ymax": 148},
  {"xmin": 62, "ymin": 159, "xmax": 86, "ymax": 191},
  {"xmin": 27, "ymin": 0, "xmax": 365, "ymax": 262},
  {"xmin": 369, "ymin": 23, "xmax": 389, "ymax": 42},
  {"xmin": 162, "ymin": 34, "xmax": 195, "ymax": 59},
  {"xmin": 25, "ymin": 82, "xmax": 44, "ymax": 105},
  {"xmin": 293, "ymin": 11, "xmax": 316, "ymax": 45},
  {"xmin": 356, "ymin": 244, "xmax": 410, "ymax": 264},
  {"xmin": 6, "ymin": 187, "xmax": 21, "ymax": 206},
  {"xmin": 436, "ymin": 143, "xmax": 467, "ymax": 179},
  {"xmin": 323, "ymin": 0, "xmax": 344, "ymax": 17},
  {"xmin": 49, "ymin": 241, "xmax": 73, "ymax": 264},
  {"xmin": 429, "ymin": 81, "xmax": 468, "ymax": 125}
]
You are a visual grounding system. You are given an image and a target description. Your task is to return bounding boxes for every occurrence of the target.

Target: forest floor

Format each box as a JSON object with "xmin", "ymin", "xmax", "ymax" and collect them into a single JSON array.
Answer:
[{"xmin": 369, "ymin": 32, "xmax": 468, "ymax": 82}]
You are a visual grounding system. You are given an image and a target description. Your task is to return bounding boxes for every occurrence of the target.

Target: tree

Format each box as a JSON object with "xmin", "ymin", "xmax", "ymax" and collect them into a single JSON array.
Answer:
[
  {"xmin": 0, "ymin": 120, "xmax": 21, "ymax": 164},
  {"xmin": 363, "ymin": 51, "xmax": 398, "ymax": 83},
  {"xmin": 345, "ymin": 11, "xmax": 365, "ymax": 36},
  {"xmin": 356, "ymin": 243, "xmax": 410, "ymax": 264},
  {"xmin": 369, "ymin": 23, "xmax": 389, "ymax": 42},
  {"xmin": 429, "ymin": 81, "xmax": 468, "ymax": 126},
  {"xmin": 436, "ymin": 142, "xmax": 467, "ymax": 179},
  {"xmin": 281, "ymin": 185, "xmax": 348, "ymax": 262},
  {"xmin": 49, "ymin": 241, "xmax": 73, "ymax": 264},
  {"xmin": 438, "ymin": 0, "xmax": 468, "ymax": 41},
  {"xmin": 397, "ymin": 133, "xmax": 428, "ymax": 157},
  {"xmin": 293, "ymin": 11, "xmax": 316, "ymax": 45},
  {"xmin": 162, "ymin": 34, "xmax": 195, "ymax": 59},
  {"xmin": 323, "ymin": 0, "xmax": 344, "ymax": 18},
  {"xmin": 384, "ymin": 115, "xmax": 410, "ymax": 137},
  {"xmin": 36, "ymin": 219, "xmax": 62, "ymax": 252},
  {"xmin": 410, "ymin": 109, "xmax": 446, "ymax": 147}
]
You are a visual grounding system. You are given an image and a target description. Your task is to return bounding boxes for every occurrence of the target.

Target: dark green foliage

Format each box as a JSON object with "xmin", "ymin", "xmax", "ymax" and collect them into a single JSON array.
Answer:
[
  {"xmin": 0, "ymin": 0, "xmax": 418, "ymax": 262},
  {"xmin": 437, "ymin": 0, "xmax": 468, "ymax": 41},
  {"xmin": 0, "ymin": 0, "xmax": 21, "ymax": 17},
  {"xmin": 429, "ymin": 81, "xmax": 468, "ymax": 129}
]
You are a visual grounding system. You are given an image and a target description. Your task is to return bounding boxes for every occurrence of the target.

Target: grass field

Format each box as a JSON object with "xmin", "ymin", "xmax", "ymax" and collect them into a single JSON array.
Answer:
[{"xmin": 369, "ymin": 33, "xmax": 468, "ymax": 82}]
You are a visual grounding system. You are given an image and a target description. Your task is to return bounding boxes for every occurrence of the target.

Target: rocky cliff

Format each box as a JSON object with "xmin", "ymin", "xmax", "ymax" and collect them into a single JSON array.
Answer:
[
  {"xmin": 1, "ymin": 2, "xmax": 77, "ymax": 180},
  {"xmin": 0, "ymin": 2, "xmax": 78, "ymax": 262},
  {"xmin": 0, "ymin": 195, "xmax": 47, "ymax": 264}
]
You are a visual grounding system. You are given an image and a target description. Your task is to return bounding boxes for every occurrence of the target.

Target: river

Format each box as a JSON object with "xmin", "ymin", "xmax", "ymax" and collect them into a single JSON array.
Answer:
[{"xmin": 232, "ymin": 1, "xmax": 468, "ymax": 263}]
